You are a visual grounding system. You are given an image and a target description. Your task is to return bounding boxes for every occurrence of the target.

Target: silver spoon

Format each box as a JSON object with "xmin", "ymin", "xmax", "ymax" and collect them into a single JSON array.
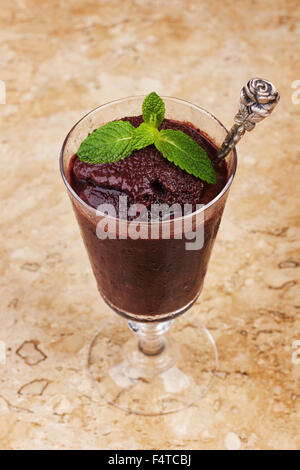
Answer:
[{"xmin": 215, "ymin": 78, "xmax": 280, "ymax": 161}]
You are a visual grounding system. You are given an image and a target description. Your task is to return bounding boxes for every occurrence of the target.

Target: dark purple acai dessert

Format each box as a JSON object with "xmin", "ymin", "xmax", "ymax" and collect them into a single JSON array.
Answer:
[{"xmin": 69, "ymin": 116, "xmax": 229, "ymax": 320}]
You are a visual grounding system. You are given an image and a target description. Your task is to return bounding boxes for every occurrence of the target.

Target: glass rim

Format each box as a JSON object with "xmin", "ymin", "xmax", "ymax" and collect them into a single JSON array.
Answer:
[{"xmin": 60, "ymin": 95, "xmax": 237, "ymax": 224}]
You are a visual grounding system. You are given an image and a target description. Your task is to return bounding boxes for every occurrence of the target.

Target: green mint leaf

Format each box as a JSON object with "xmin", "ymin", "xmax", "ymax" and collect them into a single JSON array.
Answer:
[
  {"xmin": 132, "ymin": 122, "xmax": 159, "ymax": 150},
  {"xmin": 142, "ymin": 92, "xmax": 165, "ymax": 128},
  {"xmin": 77, "ymin": 120, "xmax": 136, "ymax": 164},
  {"xmin": 154, "ymin": 129, "xmax": 217, "ymax": 184}
]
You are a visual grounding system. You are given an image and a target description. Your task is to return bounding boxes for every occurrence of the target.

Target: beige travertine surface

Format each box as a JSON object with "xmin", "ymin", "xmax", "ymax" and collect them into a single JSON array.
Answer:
[{"xmin": 0, "ymin": 0, "xmax": 299, "ymax": 450}]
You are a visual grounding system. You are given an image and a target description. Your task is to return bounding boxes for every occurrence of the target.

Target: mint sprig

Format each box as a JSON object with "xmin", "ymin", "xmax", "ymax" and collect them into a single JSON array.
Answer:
[{"xmin": 77, "ymin": 92, "xmax": 217, "ymax": 183}]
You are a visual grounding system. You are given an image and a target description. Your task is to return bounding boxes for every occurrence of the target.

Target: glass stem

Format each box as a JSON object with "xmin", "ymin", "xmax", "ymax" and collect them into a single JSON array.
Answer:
[{"xmin": 127, "ymin": 320, "xmax": 174, "ymax": 356}]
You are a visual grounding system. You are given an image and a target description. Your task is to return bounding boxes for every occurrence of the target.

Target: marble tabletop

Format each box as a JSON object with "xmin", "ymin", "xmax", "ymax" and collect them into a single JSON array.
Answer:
[{"xmin": 0, "ymin": 0, "xmax": 299, "ymax": 450}]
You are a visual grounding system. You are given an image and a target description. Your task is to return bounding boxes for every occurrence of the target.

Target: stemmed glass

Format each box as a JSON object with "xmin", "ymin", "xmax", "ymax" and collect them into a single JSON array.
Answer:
[{"xmin": 60, "ymin": 96, "xmax": 237, "ymax": 415}]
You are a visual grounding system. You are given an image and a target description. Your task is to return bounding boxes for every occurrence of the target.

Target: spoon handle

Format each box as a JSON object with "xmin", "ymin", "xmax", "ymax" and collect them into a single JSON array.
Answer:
[{"xmin": 215, "ymin": 78, "xmax": 280, "ymax": 161}]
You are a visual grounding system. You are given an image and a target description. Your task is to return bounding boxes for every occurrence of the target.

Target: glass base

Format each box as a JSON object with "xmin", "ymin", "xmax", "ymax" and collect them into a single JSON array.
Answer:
[{"xmin": 87, "ymin": 316, "xmax": 218, "ymax": 415}]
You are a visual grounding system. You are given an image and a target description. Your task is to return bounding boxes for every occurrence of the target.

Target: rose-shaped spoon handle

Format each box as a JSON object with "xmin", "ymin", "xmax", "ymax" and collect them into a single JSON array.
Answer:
[{"xmin": 215, "ymin": 78, "xmax": 280, "ymax": 161}]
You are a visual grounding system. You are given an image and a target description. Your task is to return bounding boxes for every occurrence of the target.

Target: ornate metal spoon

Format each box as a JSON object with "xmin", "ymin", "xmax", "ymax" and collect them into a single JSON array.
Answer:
[{"xmin": 215, "ymin": 78, "xmax": 280, "ymax": 161}]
